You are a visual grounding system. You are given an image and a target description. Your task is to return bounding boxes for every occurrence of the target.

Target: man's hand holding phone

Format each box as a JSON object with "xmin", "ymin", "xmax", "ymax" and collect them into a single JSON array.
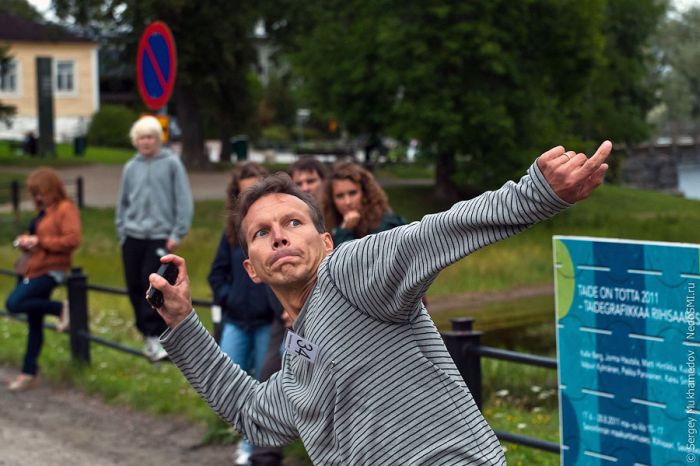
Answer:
[{"xmin": 146, "ymin": 254, "xmax": 193, "ymax": 328}]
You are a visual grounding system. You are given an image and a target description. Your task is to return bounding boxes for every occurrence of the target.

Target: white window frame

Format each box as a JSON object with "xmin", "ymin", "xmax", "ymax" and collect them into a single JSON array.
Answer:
[
  {"xmin": 0, "ymin": 59, "xmax": 21, "ymax": 97},
  {"xmin": 55, "ymin": 59, "xmax": 78, "ymax": 97}
]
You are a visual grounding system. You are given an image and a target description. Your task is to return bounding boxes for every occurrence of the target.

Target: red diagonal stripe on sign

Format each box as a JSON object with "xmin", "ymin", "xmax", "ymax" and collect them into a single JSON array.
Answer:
[{"xmin": 144, "ymin": 37, "xmax": 168, "ymax": 91}]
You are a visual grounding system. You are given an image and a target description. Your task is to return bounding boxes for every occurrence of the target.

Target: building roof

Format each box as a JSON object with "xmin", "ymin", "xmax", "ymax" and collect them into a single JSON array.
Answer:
[{"xmin": 0, "ymin": 9, "xmax": 94, "ymax": 44}]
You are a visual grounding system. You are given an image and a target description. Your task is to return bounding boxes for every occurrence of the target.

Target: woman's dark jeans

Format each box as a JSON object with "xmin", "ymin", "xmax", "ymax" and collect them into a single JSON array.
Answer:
[{"xmin": 5, "ymin": 275, "xmax": 61, "ymax": 375}]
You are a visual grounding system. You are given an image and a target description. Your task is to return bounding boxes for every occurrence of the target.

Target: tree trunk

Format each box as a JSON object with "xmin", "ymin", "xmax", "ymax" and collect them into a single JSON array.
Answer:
[
  {"xmin": 434, "ymin": 150, "xmax": 460, "ymax": 202},
  {"xmin": 174, "ymin": 83, "xmax": 206, "ymax": 169},
  {"xmin": 219, "ymin": 130, "xmax": 232, "ymax": 164}
]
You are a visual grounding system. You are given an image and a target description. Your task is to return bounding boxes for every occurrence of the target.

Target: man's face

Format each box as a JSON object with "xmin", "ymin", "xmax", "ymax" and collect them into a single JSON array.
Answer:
[
  {"xmin": 242, "ymin": 193, "xmax": 333, "ymax": 288},
  {"xmin": 135, "ymin": 133, "xmax": 161, "ymax": 157},
  {"xmin": 292, "ymin": 170, "xmax": 323, "ymax": 203}
]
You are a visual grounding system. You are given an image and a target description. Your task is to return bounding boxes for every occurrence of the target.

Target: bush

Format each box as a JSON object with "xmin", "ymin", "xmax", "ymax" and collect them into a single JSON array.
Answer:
[
  {"xmin": 87, "ymin": 105, "xmax": 139, "ymax": 148},
  {"xmin": 261, "ymin": 124, "xmax": 291, "ymax": 144}
]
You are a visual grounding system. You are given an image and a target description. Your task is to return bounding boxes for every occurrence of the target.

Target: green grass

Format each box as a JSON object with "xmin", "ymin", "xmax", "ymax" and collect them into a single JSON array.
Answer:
[
  {"xmin": 391, "ymin": 183, "xmax": 700, "ymax": 297},
  {"xmin": 0, "ymin": 141, "xmax": 133, "ymax": 166},
  {"xmin": 0, "ymin": 181, "xmax": 697, "ymax": 463},
  {"xmin": 374, "ymin": 162, "xmax": 434, "ymax": 179}
]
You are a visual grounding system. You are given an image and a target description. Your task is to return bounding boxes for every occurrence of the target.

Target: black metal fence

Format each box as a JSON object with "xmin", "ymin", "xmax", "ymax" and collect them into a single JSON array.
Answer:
[
  {"xmin": 0, "ymin": 267, "xmax": 219, "ymax": 363},
  {"xmin": 0, "ymin": 266, "xmax": 559, "ymax": 455},
  {"xmin": 443, "ymin": 317, "xmax": 560, "ymax": 454},
  {"xmin": 3, "ymin": 177, "xmax": 84, "ymax": 223}
]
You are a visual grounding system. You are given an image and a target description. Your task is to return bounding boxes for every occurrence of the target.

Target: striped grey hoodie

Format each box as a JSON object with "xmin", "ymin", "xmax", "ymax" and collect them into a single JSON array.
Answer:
[{"xmin": 161, "ymin": 162, "xmax": 569, "ymax": 465}]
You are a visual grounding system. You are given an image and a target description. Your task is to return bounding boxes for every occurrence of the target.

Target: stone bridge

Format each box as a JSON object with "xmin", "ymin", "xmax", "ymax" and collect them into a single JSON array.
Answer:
[{"xmin": 621, "ymin": 140, "xmax": 700, "ymax": 199}]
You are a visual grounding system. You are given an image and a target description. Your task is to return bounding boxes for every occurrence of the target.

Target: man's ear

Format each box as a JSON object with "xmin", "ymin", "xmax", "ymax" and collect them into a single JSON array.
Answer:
[
  {"xmin": 322, "ymin": 232, "xmax": 334, "ymax": 253},
  {"xmin": 243, "ymin": 258, "xmax": 262, "ymax": 284}
]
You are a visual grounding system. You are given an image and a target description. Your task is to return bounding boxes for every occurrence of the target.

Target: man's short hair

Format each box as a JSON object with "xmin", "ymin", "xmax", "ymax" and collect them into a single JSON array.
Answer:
[
  {"xmin": 289, "ymin": 157, "xmax": 326, "ymax": 180},
  {"xmin": 234, "ymin": 172, "xmax": 326, "ymax": 255}
]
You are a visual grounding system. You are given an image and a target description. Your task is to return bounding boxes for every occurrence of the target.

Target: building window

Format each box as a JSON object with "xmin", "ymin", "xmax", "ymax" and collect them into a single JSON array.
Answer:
[
  {"xmin": 55, "ymin": 60, "xmax": 75, "ymax": 93},
  {"xmin": 0, "ymin": 60, "xmax": 18, "ymax": 94}
]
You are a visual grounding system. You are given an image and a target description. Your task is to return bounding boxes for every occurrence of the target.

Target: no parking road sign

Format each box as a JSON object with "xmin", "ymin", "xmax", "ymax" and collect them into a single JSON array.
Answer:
[{"xmin": 137, "ymin": 21, "xmax": 177, "ymax": 110}]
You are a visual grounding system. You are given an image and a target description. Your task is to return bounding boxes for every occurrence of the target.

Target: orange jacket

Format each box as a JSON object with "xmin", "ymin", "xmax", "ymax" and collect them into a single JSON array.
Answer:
[{"xmin": 25, "ymin": 199, "xmax": 81, "ymax": 279}]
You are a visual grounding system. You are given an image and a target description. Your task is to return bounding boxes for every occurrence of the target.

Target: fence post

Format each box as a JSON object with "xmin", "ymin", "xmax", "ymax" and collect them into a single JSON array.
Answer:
[
  {"xmin": 11, "ymin": 179, "xmax": 20, "ymax": 224},
  {"xmin": 76, "ymin": 176, "xmax": 84, "ymax": 209},
  {"xmin": 442, "ymin": 317, "xmax": 484, "ymax": 409},
  {"xmin": 66, "ymin": 266, "xmax": 90, "ymax": 364}
]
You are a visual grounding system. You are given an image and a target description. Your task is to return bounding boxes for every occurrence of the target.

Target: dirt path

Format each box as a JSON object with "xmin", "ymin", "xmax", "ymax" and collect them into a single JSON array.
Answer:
[
  {"xmin": 427, "ymin": 283, "xmax": 554, "ymax": 313},
  {"xmin": 0, "ymin": 365, "xmax": 233, "ymax": 466}
]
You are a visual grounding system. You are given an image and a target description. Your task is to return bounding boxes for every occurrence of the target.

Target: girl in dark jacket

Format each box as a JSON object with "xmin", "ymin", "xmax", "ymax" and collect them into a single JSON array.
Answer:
[{"xmin": 207, "ymin": 162, "xmax": 280, "ymax": 465}]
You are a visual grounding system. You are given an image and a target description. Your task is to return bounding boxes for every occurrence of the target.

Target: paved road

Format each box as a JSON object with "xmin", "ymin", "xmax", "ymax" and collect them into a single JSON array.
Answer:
[
  {"xmin": 1, "ymin": 164, "xmax": 231, "ymax": 211},
  {"xmin": 1, "ymin": 162, "xmax": 432, "ymax": 212}
]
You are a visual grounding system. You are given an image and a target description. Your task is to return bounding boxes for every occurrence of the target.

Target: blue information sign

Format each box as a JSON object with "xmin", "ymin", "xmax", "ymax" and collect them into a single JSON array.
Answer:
[{"xmin": 555, "ymin": 236, "xmax": 699, "ymax": 465}]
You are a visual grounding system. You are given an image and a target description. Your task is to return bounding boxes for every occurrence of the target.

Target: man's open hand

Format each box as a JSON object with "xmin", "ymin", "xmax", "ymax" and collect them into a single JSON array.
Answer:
[
  {"xmin": 147, "ymin": 254, "xmax": 193, "ymax": 328},
  {"xmin": 537, "ymin": 140, "xmax": 611, "ymax": 204}
]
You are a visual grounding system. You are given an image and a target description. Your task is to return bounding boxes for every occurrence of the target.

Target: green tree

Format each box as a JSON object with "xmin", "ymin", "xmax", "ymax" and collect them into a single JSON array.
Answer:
[
  {"xmin": 273, "ymin": 0, "xmax": 606, "ymax": 197},
  {"xmin": 653, "ymin": 6, "xmax": 700, "ymax": 139},
  {"xmin": 386, "ymin": 0, "xmax": 609, "ymax": 196},
  {"xmin": 1, "ymin": 0, "xmax": 42, "ymax": 21},
  {"xmin": 53, "ymin": 0, "xmax": 260, "ymax": 168},
  {"xmin": 573, "ymin": 0, "xmax": 665, "ymax": 149}
]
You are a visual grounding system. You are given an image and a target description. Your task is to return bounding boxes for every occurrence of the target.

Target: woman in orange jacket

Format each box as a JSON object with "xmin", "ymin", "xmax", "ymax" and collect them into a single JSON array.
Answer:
[{"xmin": 5, "ymin": 167, "xmax": 81, "ymax": 391}]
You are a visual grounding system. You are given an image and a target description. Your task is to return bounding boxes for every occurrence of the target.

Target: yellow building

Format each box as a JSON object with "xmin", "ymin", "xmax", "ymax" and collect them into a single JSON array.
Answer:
[{"xmin": 0, "ymin": 9, "xmax": 99, "ymax": 141}]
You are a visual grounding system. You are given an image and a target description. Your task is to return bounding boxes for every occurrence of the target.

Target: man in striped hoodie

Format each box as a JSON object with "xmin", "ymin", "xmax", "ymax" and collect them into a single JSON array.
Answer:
[{"xmin": 150, "ymin": 141, "xmax": 611, "ymax": 465}]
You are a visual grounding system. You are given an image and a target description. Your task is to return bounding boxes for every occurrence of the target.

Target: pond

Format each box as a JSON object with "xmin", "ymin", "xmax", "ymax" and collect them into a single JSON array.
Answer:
[
  {"xmin": 677, "ymin": 162, "xmax": 700, "ymax": 200},
  {"xmin": 431, "ymin": 293, "xmax": 557, "ymax": 355}
]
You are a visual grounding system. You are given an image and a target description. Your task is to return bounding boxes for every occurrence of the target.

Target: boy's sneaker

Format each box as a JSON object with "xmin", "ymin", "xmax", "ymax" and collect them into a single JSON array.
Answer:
[
  {"xmin": 144, "ymin": 336, "xmax": 169, "ymax": 362},
  {"xmin": 234, "ymin": 450, "xmax": 251, "ymax": 465},
  {"xmin": 234, "ymin": 439, "xmax": 254, "ymax": 465}
]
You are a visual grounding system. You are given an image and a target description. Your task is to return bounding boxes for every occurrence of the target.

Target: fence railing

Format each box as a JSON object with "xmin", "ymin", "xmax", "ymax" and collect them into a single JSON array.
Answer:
[
  {"xmin": 443, "ymin": 317, "xmax": 560, "ymax": 454},
  {"xmin": 0, "ymin": 267, "xmax": 219, "ymax": 363},
  {"xmin": 3, "ymin": 177, "xmax": 84, "ymax": 222},
  {"xmin": 0, "ymin": 266, "xmax": 559, "ymax": 455}
]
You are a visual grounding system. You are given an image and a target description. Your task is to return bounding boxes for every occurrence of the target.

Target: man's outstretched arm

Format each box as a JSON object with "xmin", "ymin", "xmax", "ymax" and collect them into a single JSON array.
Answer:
[
  {"xmin": 326, "ymin": 141, "xmax": 611, "ymax": 322},
  {"xmin": 148, "ymin": 256, "xmax": 299, "ymax": 446}
]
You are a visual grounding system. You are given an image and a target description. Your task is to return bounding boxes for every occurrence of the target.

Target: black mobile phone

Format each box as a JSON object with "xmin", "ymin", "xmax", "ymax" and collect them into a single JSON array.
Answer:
[{"xmin": 146, "ymin": 262, "xmax": 178, "ymax": 309}]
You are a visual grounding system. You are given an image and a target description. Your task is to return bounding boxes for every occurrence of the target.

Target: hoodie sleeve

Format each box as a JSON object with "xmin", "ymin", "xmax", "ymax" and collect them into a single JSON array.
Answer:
[
  {"xmin": 115, "ymin": 163, "xmax": 130, "ymax": 244},
  {"xmin": 169, "ymin": 157, "xmax": 194, "ymax": 243}
]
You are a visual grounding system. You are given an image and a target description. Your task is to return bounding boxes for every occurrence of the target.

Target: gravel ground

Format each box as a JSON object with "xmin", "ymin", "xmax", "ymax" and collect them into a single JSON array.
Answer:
[{"xmin": 0, "ymin": 365, "xmax": 233, "ymax": 466}]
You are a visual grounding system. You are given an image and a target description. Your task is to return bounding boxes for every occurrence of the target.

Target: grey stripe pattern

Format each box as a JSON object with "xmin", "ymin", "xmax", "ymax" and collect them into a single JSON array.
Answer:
[{"xmin": 161, "ymin": 162, "xmax": 569, "ymax": 465}]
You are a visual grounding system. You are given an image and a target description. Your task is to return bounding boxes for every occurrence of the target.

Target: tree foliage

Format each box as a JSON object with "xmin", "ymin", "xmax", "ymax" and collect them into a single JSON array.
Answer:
[
  {"xmin": 1, "ymin": 0, "xmax": 42, "ymax": 21},
  {"xmin": 653, "ymin": 5, "xmax": 700, "ymax": 139},
  {"xmin": 266, "ymin": 0, "xmax": 664, "ymax": 196},
  {"xmin": 572, "ymin": 0, "xmax": 665, "ymax": 148},
  {"xmin": 52, "ymin": 0, "xmax": 260, "ymax": 168}
]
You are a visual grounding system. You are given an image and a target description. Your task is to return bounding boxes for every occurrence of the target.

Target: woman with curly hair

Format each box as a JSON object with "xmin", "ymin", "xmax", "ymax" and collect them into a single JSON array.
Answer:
[
  {"xmin": 207, "ymin": 161, "xmax": 281, "ymax": 465},
  {"xmin": 324, "ymin": 161, "xmax": 405, "ymax": 245}
]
